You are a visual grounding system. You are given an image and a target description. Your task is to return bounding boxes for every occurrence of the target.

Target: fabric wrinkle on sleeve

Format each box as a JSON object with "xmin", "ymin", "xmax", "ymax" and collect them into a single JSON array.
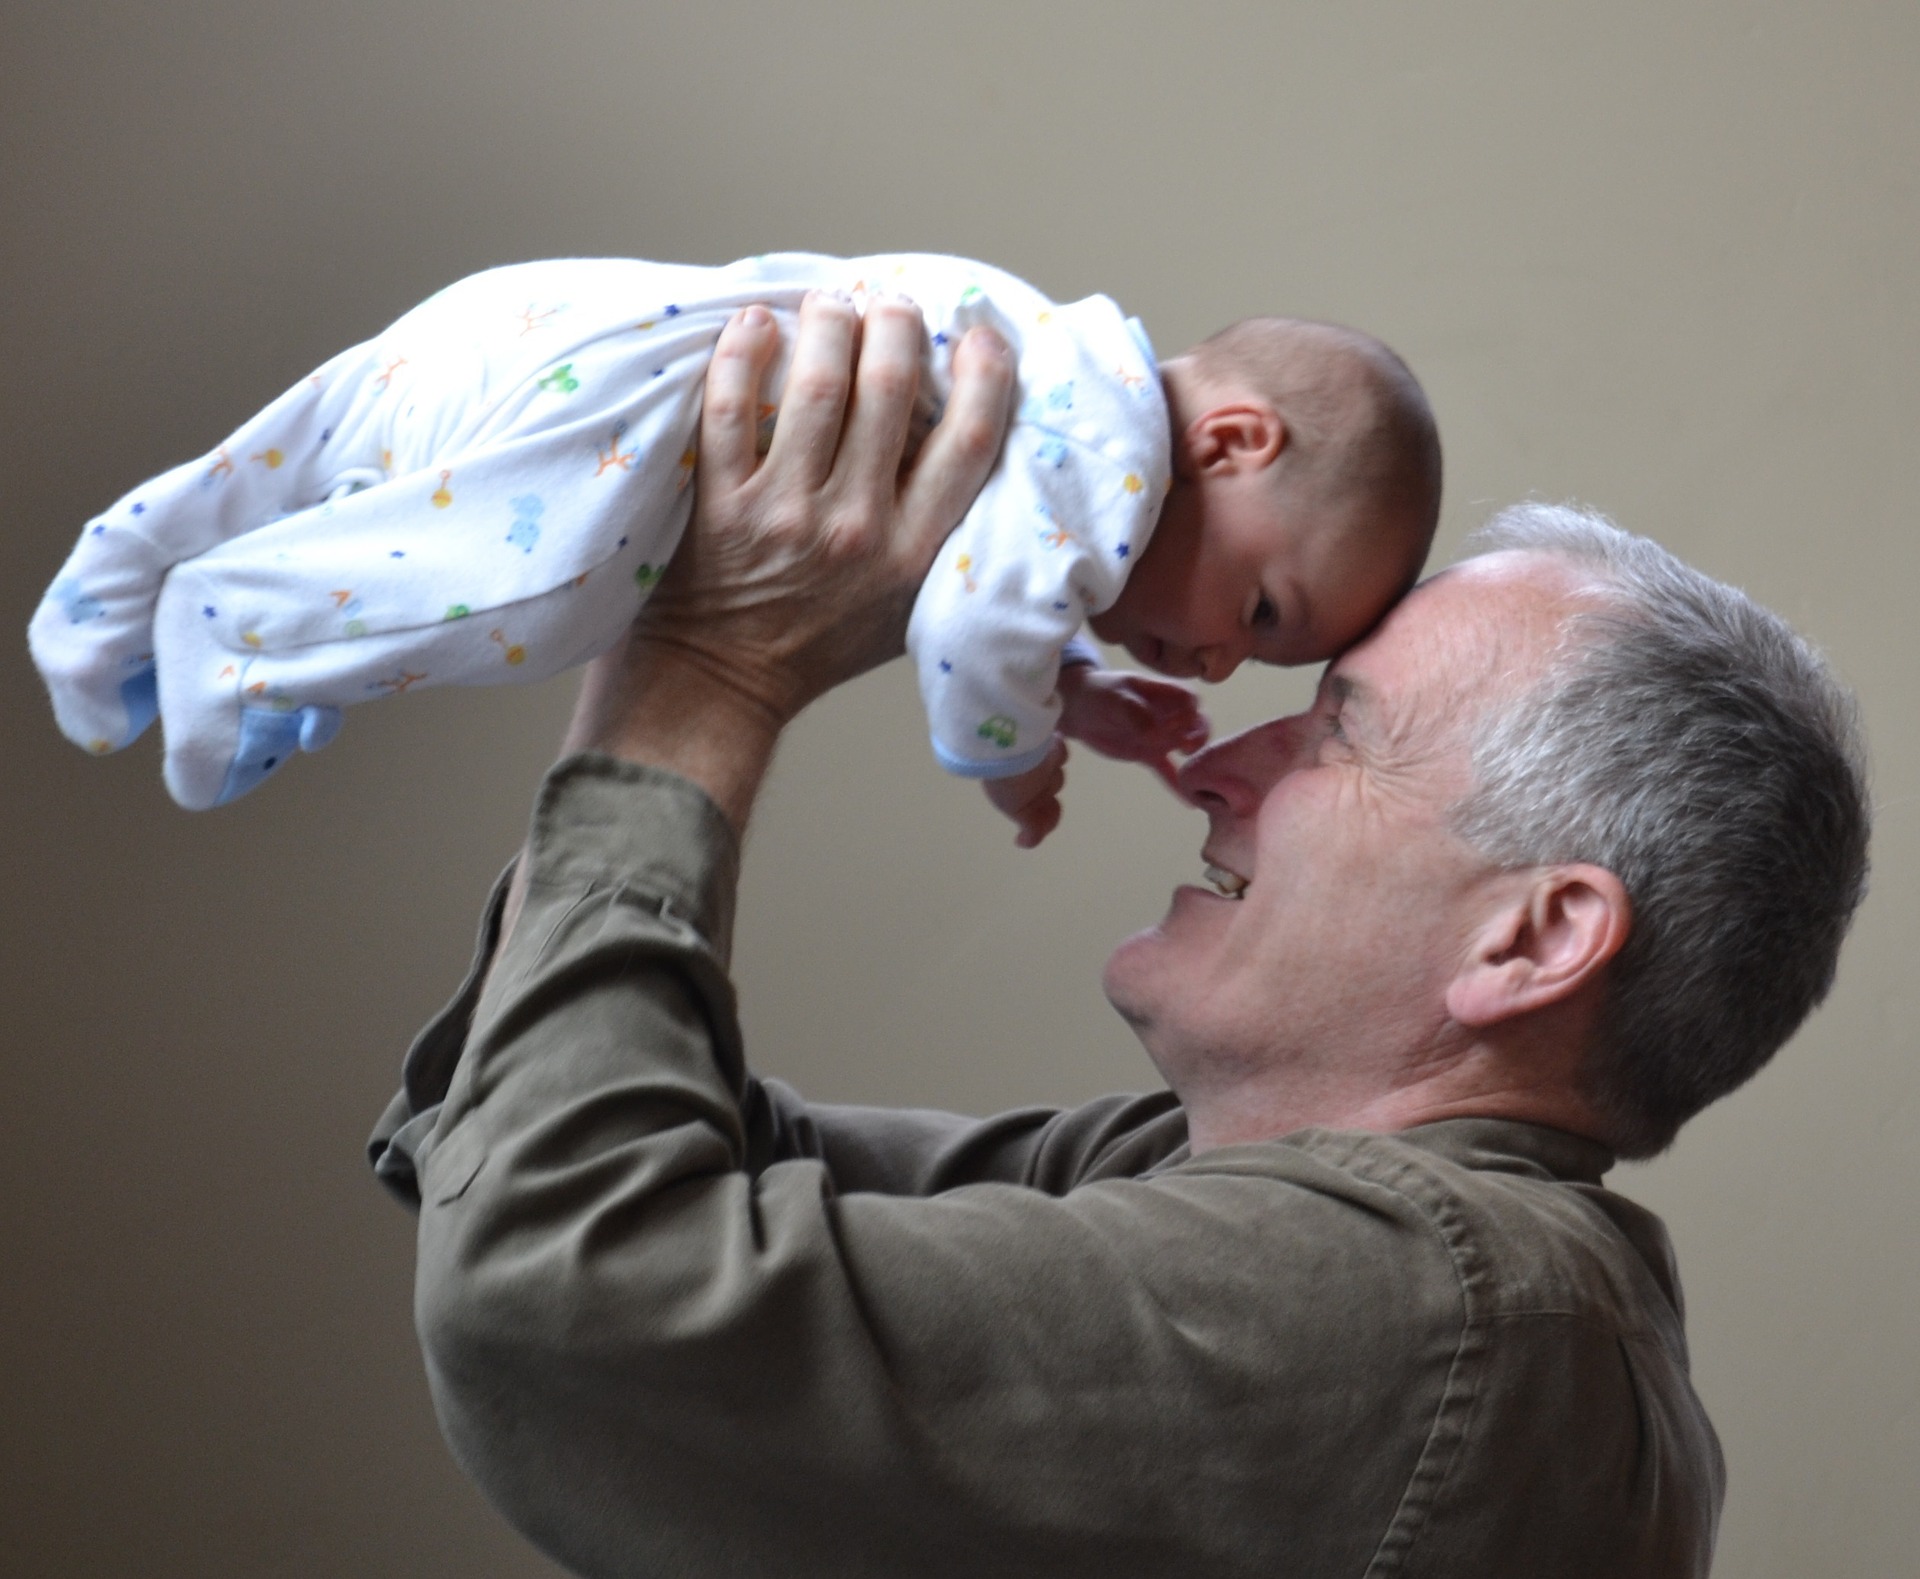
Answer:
[
  {"xmin": 375, "ymin": 752, "xmax": 1715, "ymax": 1576},
  {"xmin": 398, "ymin": 755, "xmax": 1452, "ymax": 1578}
]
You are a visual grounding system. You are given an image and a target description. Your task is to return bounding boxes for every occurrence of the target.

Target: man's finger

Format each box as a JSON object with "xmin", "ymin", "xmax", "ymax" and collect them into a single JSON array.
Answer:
[
  {"xmin": 835, "ymin": 295, "xmax": 923, "ymax": 521},
  {"xmin": 698, "ymin": 307, "xmax": 780, "ymax": 498},
  {"xmin": 898, "ymin": 324, "xmax": 1014, "ymax": 568},
  {"xmin": 761, "ymin": 291, "xmax": 859, "ymax": 492}
]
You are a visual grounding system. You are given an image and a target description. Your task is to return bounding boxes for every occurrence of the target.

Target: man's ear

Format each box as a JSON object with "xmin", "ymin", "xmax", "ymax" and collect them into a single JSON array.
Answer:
[
  {"xmin": 1180, "ymin": 401, "xmax": 1287, "ymax": 477},
  {"xmin": 1446, "ymin": 865, "xmax": 1631, "ymax": 1029}
]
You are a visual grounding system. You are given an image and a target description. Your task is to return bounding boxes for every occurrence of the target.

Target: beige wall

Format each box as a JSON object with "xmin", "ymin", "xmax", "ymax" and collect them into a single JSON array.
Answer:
[{"xmin": 4, "ymin": 3, "xmax": 1914, "ymax": 1573}]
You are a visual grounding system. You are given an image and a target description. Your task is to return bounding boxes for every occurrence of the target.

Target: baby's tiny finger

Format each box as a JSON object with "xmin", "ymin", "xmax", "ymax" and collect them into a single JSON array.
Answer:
[
  {"xmin": 1148, "ymin": 687, "xmax": 1192, "ymax": 722},
  {"xmin": 1017, "ymin": 795, "xmax": 1062, "ymax": 848},
  {"xmin": 1146, "ymin": 754, "xmax": 1184, "ymax": 794}
]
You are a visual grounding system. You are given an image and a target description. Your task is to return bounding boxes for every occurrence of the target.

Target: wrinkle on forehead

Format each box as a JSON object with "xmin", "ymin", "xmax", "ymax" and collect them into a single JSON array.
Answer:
[
  {"xmin": 1419, "ymin": 556, "xmax": 1601, "ymax": 712},
  {"xmin": 1344, "ymin": 555, "xmax": 1595, "ymax": 801}
]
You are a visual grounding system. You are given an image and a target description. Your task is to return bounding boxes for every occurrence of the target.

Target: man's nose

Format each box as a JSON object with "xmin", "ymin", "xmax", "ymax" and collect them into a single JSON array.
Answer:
[{"xmin": 1175, "ymin": 715, "xmax": 1308, "ymax": 815}]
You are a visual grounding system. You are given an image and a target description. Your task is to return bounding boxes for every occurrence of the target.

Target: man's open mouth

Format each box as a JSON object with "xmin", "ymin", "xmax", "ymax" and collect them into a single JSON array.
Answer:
[{"xmin": 1203, "ymin": 863, "xmax": 1248, "ymax": 900}]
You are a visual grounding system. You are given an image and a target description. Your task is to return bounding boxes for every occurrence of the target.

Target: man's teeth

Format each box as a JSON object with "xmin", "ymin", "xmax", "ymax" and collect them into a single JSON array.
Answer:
[{"xmin": 1203, "ymin": 864, "xmax": 1248, "ymax": 899}]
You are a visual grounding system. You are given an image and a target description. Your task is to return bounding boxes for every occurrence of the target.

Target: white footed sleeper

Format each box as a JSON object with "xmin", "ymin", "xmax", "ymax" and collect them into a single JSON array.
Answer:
[{"xmin": 30, "ymin": 254, "xmax": 1169, "ymax": 807}]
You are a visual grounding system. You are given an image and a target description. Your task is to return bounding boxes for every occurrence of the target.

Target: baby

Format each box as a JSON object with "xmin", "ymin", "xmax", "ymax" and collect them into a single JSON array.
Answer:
[{"xmin": 28, "ymin": 254, "xmax": 1440, "ymax": 840}]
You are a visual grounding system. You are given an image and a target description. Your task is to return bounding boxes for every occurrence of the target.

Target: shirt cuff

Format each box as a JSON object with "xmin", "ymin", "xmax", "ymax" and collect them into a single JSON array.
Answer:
[{"xmin": 521, "ymin": 753, "xmax": 741, "ymax": 958}]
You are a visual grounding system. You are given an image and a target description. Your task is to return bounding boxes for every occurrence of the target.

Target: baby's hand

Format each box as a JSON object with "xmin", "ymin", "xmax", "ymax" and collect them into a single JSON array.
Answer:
[
  {"xmin": 982, "ymin": 737, "xmax": 1069, "ymax": 849},
  {"xmin": 1058, "ymin": 665, "xmax": 1210, "ymax": 792}
]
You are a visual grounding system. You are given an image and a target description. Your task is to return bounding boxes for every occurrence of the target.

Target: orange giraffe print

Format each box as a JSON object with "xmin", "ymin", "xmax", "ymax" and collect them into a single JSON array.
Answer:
[
  {"xmin": 375, "ymin": 356, "xmax": 408, "ymax": 390},
  {"xmin": 489, "ymin": 629, "xmax": 527, "ymax": 666},
  {"xmin": 595, "ymin": 429, "xmax": 638, "ymax": 477}
]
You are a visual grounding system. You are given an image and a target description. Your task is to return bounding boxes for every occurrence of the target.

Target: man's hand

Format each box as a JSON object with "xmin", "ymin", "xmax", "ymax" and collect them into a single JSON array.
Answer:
[
  {"xmin": 981, "ymin": 738, "xmax": 1070, "ymax": 849},
  {"xmin": 564, "ymin": 292, "xmax": 1015, "ymax": 829},
  {"xmin": 1058, "ymin": 664, "xmax": 1211, "ymax": 794}
]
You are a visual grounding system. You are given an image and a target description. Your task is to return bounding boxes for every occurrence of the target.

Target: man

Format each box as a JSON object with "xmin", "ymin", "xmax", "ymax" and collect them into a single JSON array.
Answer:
[{"xmin": 371, "ymin": 295, "xmax": 1869, "ymax": 1577}]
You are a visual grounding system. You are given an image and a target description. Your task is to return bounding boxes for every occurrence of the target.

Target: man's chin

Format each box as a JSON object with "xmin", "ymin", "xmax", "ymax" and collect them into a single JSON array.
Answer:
[{"xmin": 1101, "ymin": 924, "xmax": 1171, "ymax": 1031}]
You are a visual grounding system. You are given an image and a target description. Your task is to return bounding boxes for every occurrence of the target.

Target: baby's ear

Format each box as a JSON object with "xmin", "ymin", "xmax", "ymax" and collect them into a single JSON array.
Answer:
[{"xmin": 1184, "ymin": 401, "xmax": 1287, "ymax": 476}]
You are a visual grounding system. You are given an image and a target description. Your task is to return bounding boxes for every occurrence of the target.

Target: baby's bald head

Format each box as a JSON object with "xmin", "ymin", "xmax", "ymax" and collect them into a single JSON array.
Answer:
[
  {"xmin": 1186, "ymin": 316, "xmax": 1442, "ymax": 585},
  {"xmin": 1095, "ymin": 317, "xmax": 1443, "ymax": 677}
]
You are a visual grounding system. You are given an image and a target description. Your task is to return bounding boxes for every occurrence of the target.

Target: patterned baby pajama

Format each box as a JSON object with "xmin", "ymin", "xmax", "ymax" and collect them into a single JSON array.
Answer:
[{"xmin": 29, "ymin": 254, "xmax": 1169, "ymax": 807}]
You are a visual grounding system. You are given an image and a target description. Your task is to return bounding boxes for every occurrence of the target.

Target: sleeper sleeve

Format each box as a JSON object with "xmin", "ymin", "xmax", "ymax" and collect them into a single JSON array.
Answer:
[{"xmin": 904, "ymin": 296, "xmax": 1169, "ymax": 779}]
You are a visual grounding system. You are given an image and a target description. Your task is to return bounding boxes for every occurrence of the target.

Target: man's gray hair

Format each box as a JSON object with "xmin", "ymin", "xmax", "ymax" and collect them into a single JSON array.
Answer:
[{"xmin": 1452, "ymin": 503, "xmax": 1871, "ymax": 1158}]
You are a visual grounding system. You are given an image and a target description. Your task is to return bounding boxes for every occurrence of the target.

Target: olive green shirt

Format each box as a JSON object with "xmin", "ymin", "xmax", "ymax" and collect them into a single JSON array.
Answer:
[{"xmin": 371, "ymin": 755, "xmax": 1724, "ymax": 1577}]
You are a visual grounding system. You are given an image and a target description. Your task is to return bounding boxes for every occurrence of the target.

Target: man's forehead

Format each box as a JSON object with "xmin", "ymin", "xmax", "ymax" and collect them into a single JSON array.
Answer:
[{"xmin": 1319, "ymin": 562, "xmax": 1554, "ymax": 730}]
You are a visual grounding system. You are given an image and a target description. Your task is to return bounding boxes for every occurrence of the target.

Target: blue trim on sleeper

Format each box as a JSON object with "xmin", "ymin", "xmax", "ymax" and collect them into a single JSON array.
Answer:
[{"xmin": 932, "ymin": 736, "xmax": 1055, "ymax": 780}]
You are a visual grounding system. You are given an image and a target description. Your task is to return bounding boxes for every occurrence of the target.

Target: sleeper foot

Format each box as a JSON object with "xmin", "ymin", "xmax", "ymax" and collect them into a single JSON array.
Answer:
[{"xmin": 213, "ymin": 705, "xmax": 344, "ymax": 806}]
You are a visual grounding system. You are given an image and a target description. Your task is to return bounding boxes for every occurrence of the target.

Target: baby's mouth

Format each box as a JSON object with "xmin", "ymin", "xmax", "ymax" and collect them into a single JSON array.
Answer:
[
  {"xmin": 1203, "ymin": 862, "xmax": 1248, "ymax": 900},
  {"xmin": 1134, "ymin": 637, "xmax": 1197, "ymax": 679}
]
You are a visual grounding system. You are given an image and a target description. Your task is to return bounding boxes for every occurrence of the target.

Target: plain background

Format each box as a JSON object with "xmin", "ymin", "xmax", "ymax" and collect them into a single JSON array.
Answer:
[{"xmin": 3, "ymin": 3, "xmax": 1914, "ymax": 1574}]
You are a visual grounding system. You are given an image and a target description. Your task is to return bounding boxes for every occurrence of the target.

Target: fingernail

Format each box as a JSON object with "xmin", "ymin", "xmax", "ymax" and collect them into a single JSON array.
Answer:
[{"xmin": 738, "ymin": 305, "xmax": 773, "ymax": 329}]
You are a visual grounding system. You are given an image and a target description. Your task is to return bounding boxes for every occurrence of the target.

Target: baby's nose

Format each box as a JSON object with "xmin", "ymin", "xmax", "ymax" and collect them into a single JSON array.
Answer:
[{"xmin": 1197, "ymin": 646, "xmax": 1243, "ymax": 683}]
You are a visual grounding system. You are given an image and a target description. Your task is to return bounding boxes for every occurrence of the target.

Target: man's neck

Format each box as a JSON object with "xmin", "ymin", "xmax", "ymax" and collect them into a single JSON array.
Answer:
[{"xmin": 1177, "ymin": 1038, "xmax": 1610, "ymax": 1153}]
